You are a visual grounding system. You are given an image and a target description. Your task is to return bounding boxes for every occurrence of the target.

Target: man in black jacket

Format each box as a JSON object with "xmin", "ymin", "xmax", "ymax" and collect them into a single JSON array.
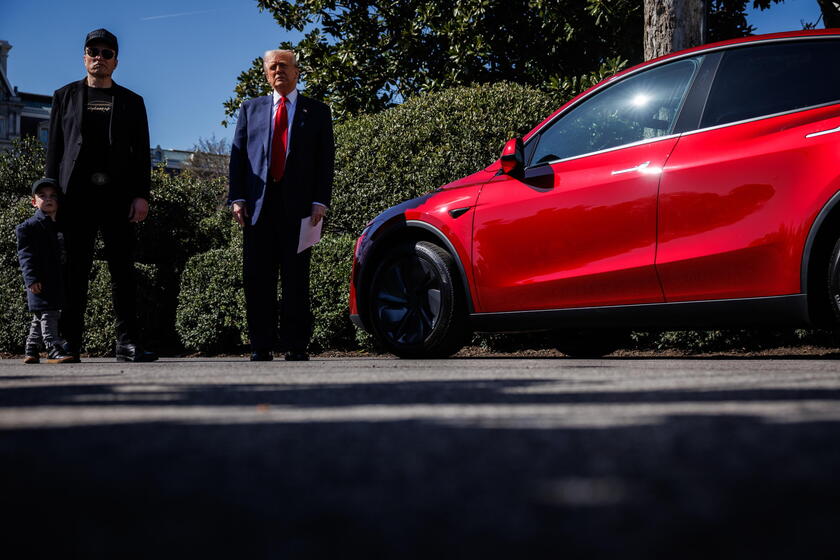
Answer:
[{"xmin": 46, "ymin": 28, "xmax": 156, "ymax": 362}]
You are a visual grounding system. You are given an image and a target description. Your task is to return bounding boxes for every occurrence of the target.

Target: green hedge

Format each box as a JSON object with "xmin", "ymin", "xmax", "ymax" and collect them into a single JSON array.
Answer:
[
  {"xmin": 0, "ymin": 137, "xmax": 45, "ymax": 202},
  {"xmin": 135, "ymin": 169, "xmax": 231, "ymax": 266},
  {"xmin": 309, "ymin": 234, "xmax": 374, "ymax": 352},
  {"xmin": 0, "ymin": 198, "xmax": 38, "ymax": 353},
  {"xmin": 330, "ymin": 82, "xmax": 561, "ymax": 236},
  {"xmin": 175, "ymin": 245, "xmax": 247, "ymax": 354}
]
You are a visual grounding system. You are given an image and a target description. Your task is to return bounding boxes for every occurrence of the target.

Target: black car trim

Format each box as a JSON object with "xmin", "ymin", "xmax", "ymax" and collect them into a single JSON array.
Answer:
[
  {"xmin": 406, "ymin": 220, "xmax": 476, "ymax": 314},
  {"xmin": 469, "ymin": 294, "xmax": 809, "ymax": 332},
  {"xmin": 350, "ymin": 313, "xmax": 365, "ymax": 331},
  {"xmin": 672, "ymin": 52, "xmax": 723, "ymax": 134},
  {"xmin": 681, "ymin": 99, "xmax": 840, "ymax": 138},
  {"xmin": 801, "ymin": 189, "xmax": 840, "ymax": 294}
]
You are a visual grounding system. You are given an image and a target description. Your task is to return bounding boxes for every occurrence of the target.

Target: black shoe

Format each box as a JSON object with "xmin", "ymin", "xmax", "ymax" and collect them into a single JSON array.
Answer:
[
  {"xmin": 64, "ymin": 344, "xmax": 82, "ymax": 363},
  {"xmin": 284, "ymin": 351, "xmax": 309, "ymax": 362},
  {"xmin": 115, "ymin": 343, "xmax": 158, "ymax": 362},
  {"xmin": 250, "ymin": 351, "xmax": 273, "ymax": 362}
]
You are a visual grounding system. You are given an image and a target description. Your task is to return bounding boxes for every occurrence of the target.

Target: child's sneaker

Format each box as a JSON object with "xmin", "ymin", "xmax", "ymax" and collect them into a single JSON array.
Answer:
[
  {"xmin": 47, "ymin": 345, "xmax": 75, "ymax": 364},
  {"xmin": 23, "ymin": 354, "xmax": 39, "ymax": 364}
]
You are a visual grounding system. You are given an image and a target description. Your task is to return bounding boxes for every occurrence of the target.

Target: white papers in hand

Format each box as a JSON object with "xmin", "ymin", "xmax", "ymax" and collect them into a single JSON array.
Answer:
[{"xmin": 298, "ymin": 217, "xmax": 323, "ymax": 253}]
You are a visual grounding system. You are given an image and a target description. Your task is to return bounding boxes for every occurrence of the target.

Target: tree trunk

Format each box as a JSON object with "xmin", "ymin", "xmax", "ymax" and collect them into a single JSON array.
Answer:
[
  {"xmin": 644, "ymin": 0, "xmax": 707, "ymax": 61},
  {"xmin": 817, "ymin": 0, "xmax": 840, "ymax": 28}
]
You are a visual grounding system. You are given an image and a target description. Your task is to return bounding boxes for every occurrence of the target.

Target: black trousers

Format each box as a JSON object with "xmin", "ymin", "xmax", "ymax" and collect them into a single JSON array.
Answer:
[
  {"xmin": 243, "ymin": 183, "xmax": 313, "ymax": 352},
  {"xmin": 60, "ymin": 188, "xmax": 138, "ymax": 351}
]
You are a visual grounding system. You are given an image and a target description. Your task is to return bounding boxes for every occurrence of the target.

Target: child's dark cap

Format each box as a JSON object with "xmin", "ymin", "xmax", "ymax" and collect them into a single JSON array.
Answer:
[{"xmin": 31, "ymin": 177, "xmax": 58, "ymax": 195}]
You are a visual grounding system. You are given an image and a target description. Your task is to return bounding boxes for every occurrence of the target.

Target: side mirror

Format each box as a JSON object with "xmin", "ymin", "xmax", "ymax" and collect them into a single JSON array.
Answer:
[{"xmin": 500, "ymin": 137, "xmax": 524, "ymax": 176}]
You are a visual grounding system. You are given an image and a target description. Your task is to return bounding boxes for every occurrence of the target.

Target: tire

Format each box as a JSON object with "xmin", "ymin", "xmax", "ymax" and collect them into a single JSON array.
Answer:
[
  {"xmin": 554, "ymin": 329, "xmax": 630, "ymax": 358},
  {"xmin": 826, "ymin": 236, "xmax": 840, "ymax": 322},
  {"xmin": 367, "ymin": 241, "xmax": 470, "ymax": 358}
]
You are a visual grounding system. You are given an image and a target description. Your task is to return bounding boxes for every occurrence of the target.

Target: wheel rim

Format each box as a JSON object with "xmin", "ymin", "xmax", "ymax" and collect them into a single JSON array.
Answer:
[{"xmin": 373, "ymin": 255, "xmax": 442, "ymax": 346}]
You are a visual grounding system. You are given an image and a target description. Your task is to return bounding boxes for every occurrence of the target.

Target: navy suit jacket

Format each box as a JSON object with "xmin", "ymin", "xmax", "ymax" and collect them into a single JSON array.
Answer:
[
  {"xmin": 16, "ymin": 210, "xmax": 65, "ymax": 312},
  {"xmin": 228, "ymin": 93, "xmax": 334, "ymax": 225}
]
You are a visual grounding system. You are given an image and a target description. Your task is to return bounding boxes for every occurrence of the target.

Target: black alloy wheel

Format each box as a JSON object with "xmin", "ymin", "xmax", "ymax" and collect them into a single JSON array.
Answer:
[{"xmin": 367, "ymin": 241, "xmax": 469, "ymax": 358}]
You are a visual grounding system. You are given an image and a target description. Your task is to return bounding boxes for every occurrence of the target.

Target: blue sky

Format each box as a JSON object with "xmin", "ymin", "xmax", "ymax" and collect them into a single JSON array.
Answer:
[{"xmin": 0, "ymin": 0, "xmax": 825, "ymax": 150}]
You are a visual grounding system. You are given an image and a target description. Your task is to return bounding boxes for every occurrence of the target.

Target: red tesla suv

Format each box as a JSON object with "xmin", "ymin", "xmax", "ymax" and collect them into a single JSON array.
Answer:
[{"xmin": 348, "ymin": 29, "xmax": 840, "ymax": 358}]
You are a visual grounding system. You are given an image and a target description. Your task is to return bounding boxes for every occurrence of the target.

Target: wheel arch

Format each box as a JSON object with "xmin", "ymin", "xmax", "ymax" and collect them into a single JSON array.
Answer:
[
  {"xmin": 802, "ymin": 190, "xmax": 840, "ymax": 326},
  {"xmin": 356, "ymin": 219, "xmax": 475, "ymax": 330}
]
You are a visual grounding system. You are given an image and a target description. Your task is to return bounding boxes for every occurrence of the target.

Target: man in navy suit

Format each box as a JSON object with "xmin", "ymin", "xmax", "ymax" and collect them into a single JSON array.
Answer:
[{"xmin": 228, "ymin": 49, "xmax": 335, "ymax": 362}]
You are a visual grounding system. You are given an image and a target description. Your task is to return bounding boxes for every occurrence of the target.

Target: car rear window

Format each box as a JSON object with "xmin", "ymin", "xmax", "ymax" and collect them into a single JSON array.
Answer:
[{"xmin": 700, "ymin": 39, "xmax": 840, "ymax": 128}]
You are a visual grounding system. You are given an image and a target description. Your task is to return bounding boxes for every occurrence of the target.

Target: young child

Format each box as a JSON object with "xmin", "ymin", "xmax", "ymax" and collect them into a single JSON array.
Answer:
[{"xmin": 16, "ymin": 178, "xmax": 75, "ymax": 364}]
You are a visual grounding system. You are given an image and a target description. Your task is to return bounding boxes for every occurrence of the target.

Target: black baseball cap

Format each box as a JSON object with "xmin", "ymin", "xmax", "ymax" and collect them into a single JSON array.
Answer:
[
  {"xmin": 84, "ymin": 28, "xmax": 118, "ymax": 54},
  {"xmin": 31, "ymin": 177, "xmax": 58, "ymax": 195}
]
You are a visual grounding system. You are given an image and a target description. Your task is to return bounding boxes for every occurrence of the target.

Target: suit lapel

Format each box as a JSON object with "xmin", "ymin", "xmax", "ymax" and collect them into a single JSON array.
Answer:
[
  {"xmin": 70, "ymin": 78, "xmax": 86, "ymax": 124},
  {"xmin": 261, "ymin": 95, "xmax": 273, "ymax": 162}
]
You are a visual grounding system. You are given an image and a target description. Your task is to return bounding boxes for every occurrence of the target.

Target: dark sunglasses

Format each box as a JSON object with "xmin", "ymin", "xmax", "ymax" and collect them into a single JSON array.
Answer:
[{"xmin": 85, "ymin": 47, "xmax": 115, "ymax": 60}]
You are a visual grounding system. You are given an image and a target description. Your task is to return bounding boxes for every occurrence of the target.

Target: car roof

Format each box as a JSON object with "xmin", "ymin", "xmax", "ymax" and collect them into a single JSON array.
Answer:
[{"xmin": 524, "ymin": 28, "xmax": 840, "ymax": 142}]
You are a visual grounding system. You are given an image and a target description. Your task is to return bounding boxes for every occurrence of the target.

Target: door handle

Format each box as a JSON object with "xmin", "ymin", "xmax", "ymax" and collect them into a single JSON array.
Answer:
[
  {"xmin": 806, "ymin": 125, "xmax": 840, "ymax": 138},
  {"xmin": 611, "ymin": 161, "xmax": 650, "ymax": 175}
]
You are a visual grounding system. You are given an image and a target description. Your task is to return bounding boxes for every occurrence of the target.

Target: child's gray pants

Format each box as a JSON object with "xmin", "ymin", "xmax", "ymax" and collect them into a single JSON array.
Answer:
[{"xmin": 25, "ymin": 310, "xmax": 66, "ymax": 353}]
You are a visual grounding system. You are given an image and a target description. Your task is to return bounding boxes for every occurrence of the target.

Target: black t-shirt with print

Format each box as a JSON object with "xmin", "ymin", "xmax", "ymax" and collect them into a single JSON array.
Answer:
[{"xmin": 78, "ymin": 86, "xmax": 114, "ymax": 184}]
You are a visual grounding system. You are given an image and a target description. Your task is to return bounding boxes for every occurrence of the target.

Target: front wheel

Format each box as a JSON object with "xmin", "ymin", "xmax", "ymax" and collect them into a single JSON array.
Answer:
[{"xmin": 367, "ymin": 241, "xmax": 470, "ymax": 358}]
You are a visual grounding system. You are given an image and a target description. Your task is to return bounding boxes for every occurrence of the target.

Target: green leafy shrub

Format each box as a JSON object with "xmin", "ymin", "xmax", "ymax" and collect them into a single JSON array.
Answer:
[
  {"xmin": 0, "ymin": 137, "xmax": 45, "ymax": 202},
  {"xmin": 175, "ymin": 245, "xmax": 247, "ymax": 354},
  {"xmin": 330, "ymin": 82, "xmax": 562, "ymax": 236},
  {"xmin": 0, "ymin": 198, "xmax": 41, "ymax": 354},
  {"xmin": 135, "ymin": 169, "xmax": 229, "ymax": 266},
  {"xmin": 632, "ymin": 328, "xmax": 840, "ymax": 354},
  {"xmin": 309, "ymin": 234, "xmax": 375, "ymax": 352},
  {"xmin": 0, "ymin": 265, "xmax": 30, "ymax": 354}
]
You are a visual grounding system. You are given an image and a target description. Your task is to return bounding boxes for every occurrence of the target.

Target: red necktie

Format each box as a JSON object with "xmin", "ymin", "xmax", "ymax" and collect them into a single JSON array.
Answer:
[{"xmin": 270, "ymin": 96, "xmax": 288, "ymax": 182}]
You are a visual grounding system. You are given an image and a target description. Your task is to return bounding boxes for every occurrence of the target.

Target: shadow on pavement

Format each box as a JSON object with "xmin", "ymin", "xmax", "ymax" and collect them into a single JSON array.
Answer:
[{"xmin": 1, "ymin": 378, "xmax": 839, "ymax": 559}]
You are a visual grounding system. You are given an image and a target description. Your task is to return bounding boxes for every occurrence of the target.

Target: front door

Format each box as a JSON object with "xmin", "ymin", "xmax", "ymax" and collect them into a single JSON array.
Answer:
[{"xmin": 472, "ymin": 57, "xmax": 702, "ymax": 313}]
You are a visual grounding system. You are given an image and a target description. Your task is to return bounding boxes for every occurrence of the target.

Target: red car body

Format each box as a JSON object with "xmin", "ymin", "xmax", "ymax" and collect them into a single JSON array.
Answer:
[{"xmin": 349, "ymin": 30, "xmax": 840, "ymax": 357}]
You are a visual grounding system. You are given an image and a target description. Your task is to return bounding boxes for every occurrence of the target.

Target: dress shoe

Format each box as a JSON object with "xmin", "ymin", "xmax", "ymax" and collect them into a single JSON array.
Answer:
[
  {"xmin": 250, "ymin": 351, "xmax": 273, "ymax": 361},
  {"xmin": 115, "ymin": 342, "xmax": 158, "ymax": 362},
  {"xmin": 284, "ymin": 351, "xmax": 309, "ymax": 362},
  {"xmin": 63, "ymin": 344, "xmax": 82, "ymax": 363},
  {"xmin": 23, "ymin": 354, "xmax": 39, "ymax": 364}
]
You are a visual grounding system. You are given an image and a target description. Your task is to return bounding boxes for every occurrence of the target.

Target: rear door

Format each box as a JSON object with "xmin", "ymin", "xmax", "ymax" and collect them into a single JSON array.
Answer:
[{"xmin": 656, "ymin": 38, "xmax": 840, "ymax": 301}]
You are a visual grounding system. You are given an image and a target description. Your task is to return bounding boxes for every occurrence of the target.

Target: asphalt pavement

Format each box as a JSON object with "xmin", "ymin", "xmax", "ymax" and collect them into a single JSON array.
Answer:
[{"xmin": 1, "ymin": 356, "xmax": 839, "ymax": 558}]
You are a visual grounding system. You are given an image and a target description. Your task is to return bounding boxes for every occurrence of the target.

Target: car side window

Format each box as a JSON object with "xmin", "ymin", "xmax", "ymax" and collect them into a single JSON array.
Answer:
[
  {"xmin": 701, "ymin": 40, "xmax": 840, "ymax": 128},
  {"xmin": 530, "ymin": 58, "xmax": 700, "ymax": 166}
]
